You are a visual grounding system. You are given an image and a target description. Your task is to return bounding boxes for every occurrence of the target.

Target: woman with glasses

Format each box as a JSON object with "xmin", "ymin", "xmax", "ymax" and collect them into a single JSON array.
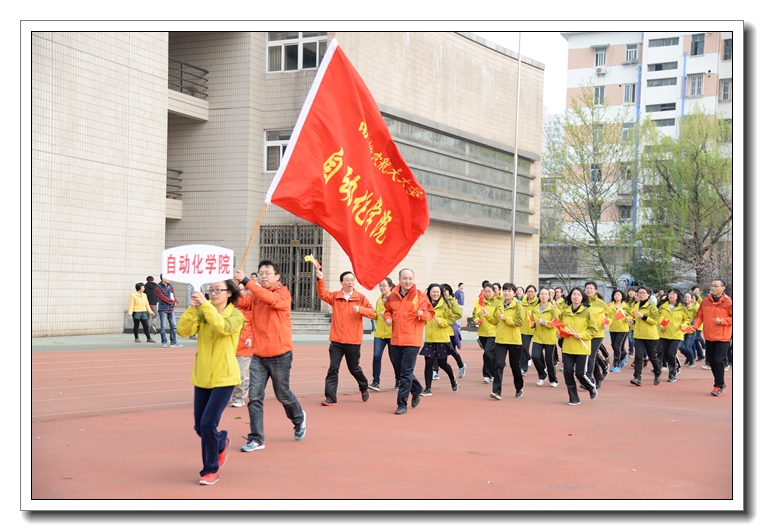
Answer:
[
  {"xmin": 657, "ymin": 289, "xmax": 691, "ymax": 383},
  {"xmin": 419, "ymin": 283, "xmax": 459, "ymax": 397},
  {"xmin": 178, "ymin": 280, "xmax": 244, "ymax": 486},
  {"xmin": 486, "ymin": 283, "xmax": 526, "ymax": 400},
  {"xmin": 559, "ymin": 287, "xmax": 598, "ymax": 405}
]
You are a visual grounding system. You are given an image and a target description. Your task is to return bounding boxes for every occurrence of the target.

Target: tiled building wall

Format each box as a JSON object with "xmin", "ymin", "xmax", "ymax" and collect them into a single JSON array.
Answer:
[{"xmin": 32, "ymin": 32, "xmax": 169, "ymax": 336}]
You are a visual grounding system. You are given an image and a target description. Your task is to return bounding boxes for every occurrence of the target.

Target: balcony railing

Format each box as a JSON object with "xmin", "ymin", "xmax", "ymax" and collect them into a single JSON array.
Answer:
[
  {"xmin": 167, "ymin": 168, "xmax": 183, "ymax": 199},
  {"xmin": 168, "ymin": 57, "xmax": 209, "ymax": 99}
]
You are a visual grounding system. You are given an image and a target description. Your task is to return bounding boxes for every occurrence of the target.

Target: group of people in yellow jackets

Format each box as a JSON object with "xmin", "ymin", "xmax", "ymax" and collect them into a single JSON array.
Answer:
[{"xmin": 470, "ymin": 281, "xmax": 717, "ymax": 406}]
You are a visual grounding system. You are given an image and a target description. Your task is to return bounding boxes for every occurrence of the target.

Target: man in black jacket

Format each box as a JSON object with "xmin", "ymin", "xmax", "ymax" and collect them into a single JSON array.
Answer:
[{"xmin": 145, "ymin": 276, "xmax": 159, "ymax": 333}]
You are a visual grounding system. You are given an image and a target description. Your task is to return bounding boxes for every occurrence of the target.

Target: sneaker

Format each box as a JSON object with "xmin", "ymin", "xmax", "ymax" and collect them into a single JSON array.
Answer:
[
  {"xmin": 724, "ymin": 365, "xmax": 730, "ymax": 371},
  {"xmin": 199, "ymin": 472, "xmax": 219, "ymax": 485},
  {"xmin": 668, "ymin": 377, "xmax": 677, "ymax": 383},
  {"xmin": 711, "ymin": 387, "xmax": 723, "ymax": 397},
  {"xmin": 146, "ymin": 338, "xmax": 156, "ymax": 343},
  {"xmin": 231, "ymin": 399, "xmax": 245, "ymax": 408},
  {"xmin": 701, "ymin": 365, "xmax": 711, "ymax": 370},
  {"xmin": 170, "ymin": 343, "xmax": 183, "ymax": 348},
  {"xmin": 611, "ymin": 367, "xmax": 621, "ymax": 373},
  {"xmin": 240, "ymin": 439, "xmax": 265, "ymax": 452},
  {"xmin": 161, "ymin": 343, "xmax": 168, "ymax": 348},
  {"xmin": 134, "ymin": 338, "xmax": 141, "ymax": 343},
  {"xmin": 515, "ymin": 389, "xmax": 524, "ymax": 398},
  {"xmin": 432, "ymin": 371, "xmax": 440, "ymax": 380},
  {"xmin": 490, "ymin": 392, "xmax": 502, "ymax": 400},
  {"xmin": 521, "ymin": 370, "xmax": 526, "ymax": 376},
  {"xmin": 361, "ymin": 390, "xmax": 370, "ymax": 402},
  {"xmin": 661, "ymin": 367, "xmax": 667, "ymax": 372},
  {"xmin": 294, "ymin": 410, "xmax": 307, "ymax": 440},
  {"xmin": 218, "ymin": 437, "xmax": 230, "ymax": 468},
  {"xmin": 567, "ymin": 401, "xmax": 581, "ymax": 406},
  {"xmin": 421, "ymin": 388, "xmax": 432, "ymax": 397},
  {"xmin": 151, "ymin": 326, "xmax": 157, "ymax": 333},
  {"xmin": 459, "ymin": 364, "xmax": 467, "ymax": 378},
  {"xmin": 321, "ymin": 399, "xmax": 337, "ymax": 406},
  {"xmin": 536, "ymin": 379, "xmax": 545, "ymax": 386},
  {"xmin": 654, "ymin": 376, "xmax": 661, "ymax": 385},
  {"xmin": 394, "ymin": 380, "xmax": 401, "ymax": 390},
  {"xmin": 369, "ymin": 381, "xmax": 380, "ymax": 391},
  {"xmin": 490, "ymin": 377, "xmax": 494, "ymax": 382},
  {"xmin": 630, "ymin": 378, "xmax": 642, "ymax": 387},
  {"xmin": 596, "ymin": 382, "xmax": 602, "ymax": 389},
  {"xmin": 528, "ymin": 360, "xmax": 532, "ymax": 367},
  {"xmin": 451, "ymin": 380, "xmax": 458, "ymax": 392},
  {"xmin": 395, "ymin": 406, "xmax": 407, "ymax": 415},
  {"xmin": 550, "ymin": 381, "xmax": 559, "ymax": 388},
  {"xmin": 412, "ymin": 393, "xmax": 421, "ymax": 408},
  {"xmin": 590, "ymin": 388, "xmax": 598, "ymax": 400},
  {"xmin": 677, "ymin": 367, "xmax": 681, "ymax": 375},
  {"xmin": 689, "ymin": 363, "xmax": 696, "ymax": 367},
  {"xmin": 483, "ymin": 377, "xmax": 490, "ymax": 384}
]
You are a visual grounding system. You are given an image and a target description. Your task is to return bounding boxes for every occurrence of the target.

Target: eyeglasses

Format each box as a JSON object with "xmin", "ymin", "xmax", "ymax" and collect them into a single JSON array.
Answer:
[
  {"xmin": 207, "ymin": 288, "xmax": 230, "ymax": 295},
  {"xmin": 710, "ymin": 284, "xmax": 723, "ymax": 288}
]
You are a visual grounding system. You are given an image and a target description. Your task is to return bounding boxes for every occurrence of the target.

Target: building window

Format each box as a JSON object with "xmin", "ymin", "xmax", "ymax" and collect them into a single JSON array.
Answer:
[
  {"xmin": 593, "ymin": 123, "xmax": 604, "ymax": 143},
  {"xmin": 623, "ymin": 84, "xmax": 636, "ymax": 103},
  {"xmin": 265, "ymin": 130, "xmax": 292, "ymax": 171},
  {"xmin": 620, "ymin": 163, "xmax": 633, "ymax": 181},
  {"xmin": 648, "ymin": 37, "xmax": 679, "ymax": 47},
  {"xmin": 687, "ymin": 73, "xmax": 704, "ymax": 97},
  {"xmin": 591, "ymin": 203, "xmax": 602, "ymax": 221},
  {"xmin": 645, "ymin": 103, "xmax": 676, "ymax": 112},
  {"xmin": 719, "ymin": 79, "xmax": 732, "ymax": 101},
  {"xmin": 647, "ymin": 62, "xmax": 678, "ymax": 72},
  {"xmin": 653, "ymin": 118, "xmax": 676, "ymax": 127},
  {"xmin": 594, "ymin": 48, "xmax": 607, "ymax": 67},
  {"xmin": 647, "ymin": 77, "xmax": 677, "ymax": 87},
  {"xmin": 691, "ymin": 33, "xmax": 705, "ymax": 56},
  {"xmin": 723, "ymin": 39, "xmax": 732, "ymax": 60},
  {"xmin": 619, "ymin": 205, "xmax": 632, "ymax": 221},
  {"xmin": 622, "ymin": 123, "xmax": 634, "ymax": 142},
  {"xmin": 590, "ymin": 164, "xmax": 602, "ymax": 182},
  {"xmin": 625, "ymin": 44, "xmax": 638, "ymax": 63},
  {"xmin": 594, "ymin": 86, "xmax": 605, "ymax": 105},
  {"xmin": 267, "ymin": 32, "xmax": 328, "ymax": 73}
]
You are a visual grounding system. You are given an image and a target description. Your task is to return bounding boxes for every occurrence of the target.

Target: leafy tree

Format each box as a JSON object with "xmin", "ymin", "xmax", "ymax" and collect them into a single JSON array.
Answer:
[
  {"xmin": 542, "ymin": 83, "xmax": 636, "ymax": 287},
  {"xmin": 637, "ymin": 107, "xmax": 732, "ymax": 286}
]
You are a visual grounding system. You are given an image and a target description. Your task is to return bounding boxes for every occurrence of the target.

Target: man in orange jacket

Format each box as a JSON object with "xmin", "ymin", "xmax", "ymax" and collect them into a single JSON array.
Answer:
[
  {"xmin": 234, "ymin": 261, "xmax": 306, "ymax": 452},
  {"xmin": 384, "ymin": 268, "xmax": 434, "ymax": 415},
  {"xmin": 316, "ymin": 269, "xmax": 375, "ymax": 406},
  {"xmin": 693, "ymin": 279, "xmax": 732, "ymax": 397}
]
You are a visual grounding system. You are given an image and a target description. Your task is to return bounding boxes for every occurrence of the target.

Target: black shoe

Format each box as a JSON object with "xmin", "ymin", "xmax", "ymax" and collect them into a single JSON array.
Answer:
[
  {"xmin": 596, "ymin": 382, "xmax": 602, "ymax": 389},
  {"xmin": 451, "ymin": 380, "xmax": 458, "ymax": 392},
  {"xmin": 515, "ymin": 388, "xmax": 524, "ymax": 398},
  {"xmin": 361, "ymin": 390, "xmax": 370, "ymax": 402},
  {"xmin": 411, "ymin": 393, "xmax": 421, "ymax": 408},
  {"xmin": 630, "ymin": 378, "xmax": 642, "ymax": 386},
  {"xmin": 654, "ymin": 376, "xmax": 661, "ymax": 385},
  {"xmin": 394, "ymin": 380, "xmax": 401, "ymax": 390},
  {"xmin": 394, "ymin": 406, "xmax": 407, "ymax": 415},
  {"xmin": 369, "ymin": 381, "xmax": 380, "ymax": 391}
]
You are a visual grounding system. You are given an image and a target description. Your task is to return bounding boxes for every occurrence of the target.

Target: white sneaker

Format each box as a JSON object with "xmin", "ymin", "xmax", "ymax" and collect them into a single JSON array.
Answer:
[
  {"xmin": 231, "ymin": 399, "xmax": 245, "ymax": 408},
  {"xmin": 528, "ymin": 360, "xmax": 533, "ymax": 367},
  {"xmin": 483, "ymin": 377, "xmax": 490, "ymax": 383},
  {"xmin": 550, "ymin": 381, "xmax": 559, "ymax": 388},
  {"xmin": 432, "ymin": 371, "xmax": 440, "ymax": 380},
  {"xmin": 536, "ymin": 379, "xmax": 545, "ymax": 386},
  {"xmin": 458, "ymin": 364, "xmax": 466, "ymax": 378}
]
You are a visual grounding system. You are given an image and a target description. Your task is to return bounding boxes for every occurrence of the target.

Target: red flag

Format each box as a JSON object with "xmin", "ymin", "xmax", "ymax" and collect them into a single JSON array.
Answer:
[
  {"xmin": 265, "ymin": 38, "xmax": 429, "ymax": 289},
  {"xmin": 614, "ymin": 308, "xmax": 626, "ymax": 321},
  {"xmin": 603, "ymin": 316, "xmax": 611, "ymax": 327},
  {"xmin": 660, "ymin": 318, "xmax": 670, "ymax": 327}
]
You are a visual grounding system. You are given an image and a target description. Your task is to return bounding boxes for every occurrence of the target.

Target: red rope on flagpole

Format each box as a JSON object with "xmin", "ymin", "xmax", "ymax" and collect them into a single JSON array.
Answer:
[{"xmin": 240, "ymin": 203, "xmax": 268, "ymax": 273}]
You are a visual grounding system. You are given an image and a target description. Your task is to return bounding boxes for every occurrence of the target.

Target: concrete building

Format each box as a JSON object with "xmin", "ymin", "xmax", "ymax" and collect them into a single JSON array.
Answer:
[{"xmin": 32, "ymin": 31, "xmax": 544, "ymax": 337}]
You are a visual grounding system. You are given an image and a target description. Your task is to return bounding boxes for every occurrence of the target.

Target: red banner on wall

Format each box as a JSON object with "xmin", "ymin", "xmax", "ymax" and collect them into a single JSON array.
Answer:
[{"xmin": 265, "ymin": 38, "xmax": 429, "ymax": 289}]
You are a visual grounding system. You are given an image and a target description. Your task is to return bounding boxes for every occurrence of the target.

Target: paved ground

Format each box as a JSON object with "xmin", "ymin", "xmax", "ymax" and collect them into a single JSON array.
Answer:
[{"xmin": 27, "ymin": 331, "xmax": 736, "ymax": 513}]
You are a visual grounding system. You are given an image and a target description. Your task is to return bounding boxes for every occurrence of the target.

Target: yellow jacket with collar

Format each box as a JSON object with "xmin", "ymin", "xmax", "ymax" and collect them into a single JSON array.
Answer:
[
  {"xmin": 657, "ymin": 301, "xmax": 691, "ymax": 341},
  {"xmin": 425, "ymin": 297, "xmax": 455, "ymax": 343},
  {"xmin": 560, "ymin": 304, "xmax": 597, "ymax": 355},
  {"xmin": 531, "ymin": 302, "xmax": 559, "ymax": 345},
  {"xmin": 486, "ymin": 298, "xmax": 525, "ymax": 345}
]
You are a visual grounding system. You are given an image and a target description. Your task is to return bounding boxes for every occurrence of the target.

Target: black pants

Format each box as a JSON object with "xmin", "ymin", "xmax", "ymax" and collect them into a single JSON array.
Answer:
[
  {"xmin": 532, "ymin": 343, "xmax": 558, "ymax": 383},
  {"xmin": 520, "ymin": 334, "xmax": 533, "ymax": 372},
  {"xmin": 389, "ymin": 345, "xmax": 423, "ymax": 408},
  {"xmin": 133, "ymin": 317, "xmax": 151, "ymax": 340},
  {"xmin": 324, "ymin": 342, "xmax": 368, "ymax": 403},
  {"xmin": 424, "ymin": 357, "xmax": 454, "ymax": 389},
  {"xmin": 633, "ymin": 338, "xmax": 661, "ymax": 380},
  {"xmin": 493, "ymin": 343, "xmax": 523, "ymax": 396},
  {"xmin": 586, "ymin": 337, "xmax": 604, "ymax": 385},
  {"xmin": 658, "ymin": 338, "xmax": 680, "ymax": 380},
  {"xmin": 563, "ymin": 353, "xmax": 595, "ymax": 403},
  {"xmin": 706, "ymin": 340, "xmax": 730, "ymax": 389},
  {"xmin": 433, "ymin": 350, "xmax": 463, "ymax": 373},
  {"xmin": 610, "ymin": 332, "xmax": 628, "ymax": 366},
  {"xmin": 478, "ymin": 336, "xmax": 496, "ymax": 379}
]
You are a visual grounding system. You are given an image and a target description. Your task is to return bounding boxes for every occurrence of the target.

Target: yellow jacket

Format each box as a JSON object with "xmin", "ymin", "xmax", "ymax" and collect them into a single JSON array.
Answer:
[
  {"xmin": 657, "ymin": 301, "xmax": 691, "ymax": 341},
  {"xmin": 560, "ymin": 304, "xmax": 597, "ymax": 355},
  {"xmin": 473, "ymin": 295, "xmax": 501, "ymax": 337},
  {"xmin": 520, "ymin": 296, "xmax": 540, "ymax": 335},
  {"xmin": 607, "ymin": 302, "xmax": 631, "ymax": 333},
  {"xmin": 446, "ymin": 296, "xmax": 462, "ymax": 337},
  {"xmin": 179, "ymin": 301, "xmax": 244, "ymax": 389},
  {"xmin": 486, "ymin": 298, "xmax": 525, "ymax": 345},
  {"xmin": 632, "ymin": 300, "xmax": 659, "ymax": 340},
  {"xmin": 587, "ymin": 295, "xmax": 610, "ymax": 339},
  {"xmin": 425, "ymin": 298, "xmax": 455, "ymax": 343},
  {"xmin": 373, "ymin": 296, "xmax": 392, "ymax": 339},
  {"xmin": 128, "ymin": 292, "xmax": 154, "ymax": 316},
  {"xmin": 531, "ymin": 302, "xmax": 559, "ymax": 345}
]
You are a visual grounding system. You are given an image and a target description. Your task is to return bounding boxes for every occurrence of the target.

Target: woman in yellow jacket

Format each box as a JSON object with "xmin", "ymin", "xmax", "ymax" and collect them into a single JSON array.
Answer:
[
  {"xmin": 657, "ymin": 289, "xmax": 691, "ymax": 383},
  {"xmin": 419, "ymin": 284, "xmax": 459, "ymax": 396},
  {"xmin": 530, "ymin": 288, "xmax": 559, "ymax": 387},
  {"xmin": 474, "ymin": 284, "xmax": 501, "ymax": 384},
  {"xmin": 370, "ymin": 277, "xmax": 395, "ymax": 391},
  {"xmin": 630, "ymin": 286, "xmax": 661, "ymax": 387},
  {"xmin": 584, "ymin": 281, "xmax": 612, "ymax": 388},
  {"xmin": 559, "ymin": 287, "xmax": 598, "ymax": 405},
  {"xmin": 520, "ymin": 285, "xmax": 540, "ymax": 375},
  {"xmin": 128, "ymin": 282, "xmax": 155, "ymax": 343},
  {"xmin": 178, "ymin": 279, "xmax": 245, "ymax": 486},
  {"xmin": 608, "ymin": 289, "xmax": 630, "ymax": 372},
  {"xmin": 678, "ymin": 292, "xmax": 698, "ymax": 367},
  {"xmin": 433, "ymin": 283, "xmax": 466, "ymax": 380},
  {"xmin": 486, "ymin": 283, "xmax": 526, "ymax": 400}
]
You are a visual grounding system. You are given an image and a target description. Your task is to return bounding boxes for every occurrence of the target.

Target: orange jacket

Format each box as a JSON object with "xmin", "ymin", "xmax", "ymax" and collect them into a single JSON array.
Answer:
[
  {"xmin": 241, "ymin": 279, "xmax": 293, "ymax": 358},
  {"xmin": 234, "ymin": 297, "xmax": 255, "ymax": 357},
  {"xmin": 693, "ymin": 294, "xmax": 732, "ymax": 342},
  {"xmin": 317, "ymin": 278, "xmax": 375, "ymax": 344},
  {"xmin": 383, "ymin": 284, "xmax": 434, "ymax": 347}
]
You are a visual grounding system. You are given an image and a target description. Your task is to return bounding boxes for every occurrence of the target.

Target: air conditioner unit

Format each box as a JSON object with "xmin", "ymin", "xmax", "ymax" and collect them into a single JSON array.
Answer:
[{"xmin": 596, "ymin": 66, "xmax": 606, "ymax": 75}]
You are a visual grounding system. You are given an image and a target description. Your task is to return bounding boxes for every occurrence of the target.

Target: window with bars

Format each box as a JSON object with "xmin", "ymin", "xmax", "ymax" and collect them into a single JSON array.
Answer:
[
  {"xmin": 647, "ymin": 62, "xmax": 677, "ymax": 72},
  {"xmin": 594, "ymin": 48, "xmax": 606, "ymax": 67},
  {"xmin": 687, "ymin": 73, "xmax": 704, "ymax": 97},
  {"xmin": 622, "ymin": 123, "xmax": 634, "ymax": 142},
  {"xmin": 267, "ymin": 32, "xmax": 328, "ymax": 73},
  {"xmin": 619, "ymin": 206, "xmax": 632, "ymax": 221},
  {"xmin": 590, "ymin": 164, "xmax": 602, "ymax": 182},
  {"xmin": 647, "ymin": 77, "xmax": 677, "ymax": 87},
  {"xmin": 723, "ymin": 39, "xmax": 732, "ymax": 60},
  {"xmin": 594, "ymin": 86, "xmax": 605, "ymax": 105},
  {"xmin": 645, "ymin": 103, "xmax": 676, "ymax": 112},
  {"xmin": 265, "ymin": 130, "xmax": 292, "ymax": 171},
  {"xmin": 719, "ymin": 79, "xmax": 732, "ymax": 102},
  {"xmin": 648, "ymin": 37, "xmax": 679, "ymax": 47},
  {"xmin": 625, "ymin": 44, "xmax": 638, "ymax": 63},
  {"xmin": 653, "ymin": 118, "xmax": 676, "ymax": 127},
  {"xmin": 691, "ymin": 33, "xmax": 705, "ymax": 56},
  {"xmin": 623, "ymin": 84, "xmax": 636, "ymax": 103}
]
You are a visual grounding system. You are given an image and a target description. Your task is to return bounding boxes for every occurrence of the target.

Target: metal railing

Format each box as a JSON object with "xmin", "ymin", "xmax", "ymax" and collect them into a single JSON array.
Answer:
[
  {"xmin": 168, "ymin": 57, "xmax": 209, "ymax": 99},
  {"xmin": 167, "ymin": 168, "xmax": 183, "ymax": 199}
]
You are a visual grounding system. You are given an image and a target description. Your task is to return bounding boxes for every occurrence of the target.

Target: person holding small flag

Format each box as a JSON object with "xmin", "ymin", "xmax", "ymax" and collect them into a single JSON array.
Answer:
[
  {"xmin": 584, "ymin": 282, "xmax": 611, "ymax": 388},
  {"xmin": 370, "ymin": 277, "xmax": 397, "ymax": 391},
  {"xmin": 419, "ymin": 283, "xmax": 459, "ymax": 397},
  {"xmin": 474, "ymin": 282, "xmax": 501, "ymax": 384},
  {"xmin": 519, "ymin": 285, "xmax": 540, "ymax": 375},
  {"xmin": 607, "ymin": 289, "xmax": 631, "ymax": 372},
  {"xmin": 630, "ymin": 286, "xmax": 661, "ymax": 387},
  {"xmin": 530, "ymin": 288, "xmax": 560, "ymax": 387},
  {"xmin": 657, "ymin": 289, "xmax": 691, "ymax": 383},
  {"xmin": 557, "ymin": 287, "xmax": 598, "ymax": 405},
  {"xmin": 678, "ymin": 292, "xmax": 698, "ymax": 367},
  {"xmin": 485, "ymin": 283, "xmax": 526, "ymax": 400}
]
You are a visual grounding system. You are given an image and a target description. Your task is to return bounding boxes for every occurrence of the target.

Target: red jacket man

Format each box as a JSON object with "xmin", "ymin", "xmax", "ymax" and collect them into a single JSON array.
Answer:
[{"xmin": 692, "ymin": 279, "xmax": 732, "ymax": 396}]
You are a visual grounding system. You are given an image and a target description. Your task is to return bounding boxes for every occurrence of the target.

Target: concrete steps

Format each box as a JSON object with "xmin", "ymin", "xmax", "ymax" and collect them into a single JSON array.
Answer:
[{"xmin": 290, "ymin": 311, "xmax": 332, "ymax": 335}]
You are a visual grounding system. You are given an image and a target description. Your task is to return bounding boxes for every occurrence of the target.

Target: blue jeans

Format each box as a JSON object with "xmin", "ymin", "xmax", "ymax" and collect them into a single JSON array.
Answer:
[
  {"xmin": 247, "ymin": 351, "xmax": 303, "ymax": 445},
  {"xmin": 627, "ymin": 330, "xmax": 634, "ymax": 355},
  {"xmin": 678, "ymin": 332, "xmax": 696, "ymax": 363},
  {"xmin": 694, "ymin": 331, "xmax": 706, "ymax": 360},
  {"xmin": 159, "ymin": 311, "xmax": 177, "ymax": 345},
  {"xmin": 193, "ymin": 385, "xmax": 233, "ymax": 476},
  {"xmin": 389, "ymin": 345, "xmax": 422, "ymax": 408},
  {"xmin": 372, "ymin": 337, "xmax": 393, "ymax": 383}
]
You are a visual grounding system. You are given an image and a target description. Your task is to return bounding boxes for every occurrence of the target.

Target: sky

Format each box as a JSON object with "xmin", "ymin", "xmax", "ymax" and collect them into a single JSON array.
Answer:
[{"xmin": 473, "ymin": 32, "xmax": 569, "ymax": 116}]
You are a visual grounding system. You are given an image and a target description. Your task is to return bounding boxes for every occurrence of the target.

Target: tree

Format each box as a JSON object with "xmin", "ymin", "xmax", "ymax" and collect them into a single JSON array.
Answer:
[
  {"xmin": 541, "ymin": 83, "xmax": 636, "ymax": 287},
  {"xmin": 637, "ymin": 107, "xmax": 732, "ymax": 286}
]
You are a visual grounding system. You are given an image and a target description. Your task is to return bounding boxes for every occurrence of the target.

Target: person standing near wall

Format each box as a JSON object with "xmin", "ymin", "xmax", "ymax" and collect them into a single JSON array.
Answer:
[
  {"xmin": 128, "ymin": 282, "xmax": 155, "ymax": 343},
  {"xmin": 156, "ymin": 274, "xmax": 182, "ymax": 348},
  {"xmin": 144, "ymin": 276, "xmax": 159, "ymax": 333}
]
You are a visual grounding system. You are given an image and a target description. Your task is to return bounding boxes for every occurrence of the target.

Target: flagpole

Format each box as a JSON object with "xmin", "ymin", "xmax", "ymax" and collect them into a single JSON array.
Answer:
[
  {"xmin": 510, "ymin": 32, "xmax": 522, "ymax": 284},
  {"xmin": 240, "ymin": 202, "xmax": 269, "ymax": 273}
]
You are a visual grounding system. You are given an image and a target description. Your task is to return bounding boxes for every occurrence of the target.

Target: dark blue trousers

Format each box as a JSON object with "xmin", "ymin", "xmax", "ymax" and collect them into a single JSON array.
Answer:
[
  {"xmin": 193, "ymin": 386, "xmax": 234, "ymax": 476},
  {"xmin": 389, "ymin": 345, "xmax": 423, "ymax": 408}
]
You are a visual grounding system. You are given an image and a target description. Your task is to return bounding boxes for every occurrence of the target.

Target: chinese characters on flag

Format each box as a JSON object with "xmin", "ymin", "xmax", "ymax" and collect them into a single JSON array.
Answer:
[{"xmin": 265, "ymin": 38, "xmax": 429, "ymax": 289}]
